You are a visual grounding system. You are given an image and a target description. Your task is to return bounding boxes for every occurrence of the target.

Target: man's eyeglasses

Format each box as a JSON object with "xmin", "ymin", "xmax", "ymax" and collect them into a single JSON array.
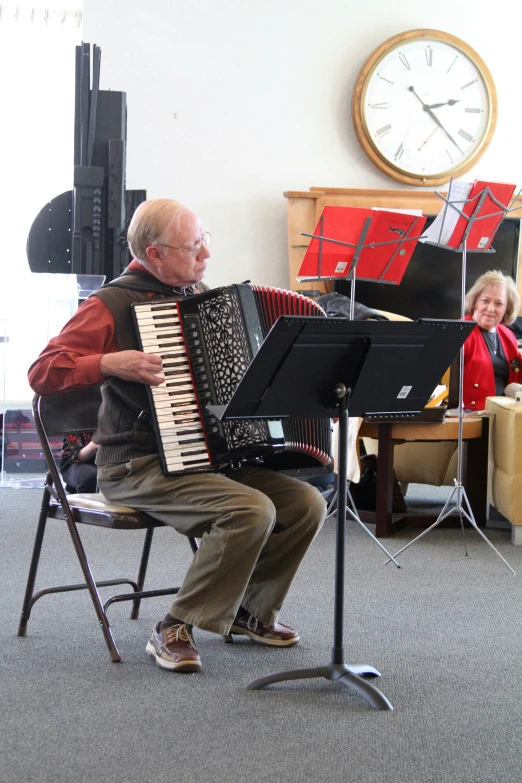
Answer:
[{"xmin": 159, "ymin": 231, "xmax": 211, "ymax": 257}]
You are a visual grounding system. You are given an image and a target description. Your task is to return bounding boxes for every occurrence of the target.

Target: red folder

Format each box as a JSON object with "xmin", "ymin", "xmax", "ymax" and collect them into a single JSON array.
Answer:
[
  {"xmin": 297, "ymin": 206, "xmax": 426, "ymax": 284},
  {"xmin": 446, "ymin": 180, "xmax": 515, "ymax": 250}
]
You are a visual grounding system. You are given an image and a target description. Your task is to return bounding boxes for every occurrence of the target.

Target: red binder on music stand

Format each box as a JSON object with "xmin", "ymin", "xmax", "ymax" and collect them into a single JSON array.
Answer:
[
  {"xmin": 445, "ymin": 180, "xmax": 516, "ymax": 251},
  {"xmin": 297, "ymin": 206, "xmax": 427, "ymax": 284}
]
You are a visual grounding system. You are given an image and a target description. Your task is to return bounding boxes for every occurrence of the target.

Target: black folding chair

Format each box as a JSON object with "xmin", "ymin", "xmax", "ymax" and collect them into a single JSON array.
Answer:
[{"xmin": 17, "ymin": 386, "xmax": 198, "ymax": 662}]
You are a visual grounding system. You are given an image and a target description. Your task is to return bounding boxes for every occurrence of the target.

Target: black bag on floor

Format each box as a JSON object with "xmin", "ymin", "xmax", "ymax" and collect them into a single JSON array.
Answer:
[{"xmin": 350, "ymin": 454, "xmax": 406, "ymax": 513}]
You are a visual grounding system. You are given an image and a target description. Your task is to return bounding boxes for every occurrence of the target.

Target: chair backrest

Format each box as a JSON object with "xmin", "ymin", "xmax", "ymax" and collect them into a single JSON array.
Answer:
[
  {"xmin": 34, "ymin": 385, "xmax": 102, "ymax": 440},
  {"xmin": 33, "ymin": 386, "xmax": 103, "ymax": 496},
  {"xmin": 30, "ymin": 386, "xmax": 105, "ymax": 529}
]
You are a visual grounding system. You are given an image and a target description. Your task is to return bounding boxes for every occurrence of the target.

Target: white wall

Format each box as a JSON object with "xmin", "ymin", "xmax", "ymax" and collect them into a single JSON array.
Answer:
[
  {"xmin": 0, "ymin": 10, "xmax": 82, "ymax": 406},
  {"xmin": 83, "ymin": 0, "xmax": 522, "ymax": 290}
]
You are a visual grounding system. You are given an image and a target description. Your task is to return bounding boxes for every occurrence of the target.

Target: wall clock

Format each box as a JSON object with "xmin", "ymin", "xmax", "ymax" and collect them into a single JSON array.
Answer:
[{"xmin": 352, "ymin": 29, "xmax": 497, "ymax": 186}]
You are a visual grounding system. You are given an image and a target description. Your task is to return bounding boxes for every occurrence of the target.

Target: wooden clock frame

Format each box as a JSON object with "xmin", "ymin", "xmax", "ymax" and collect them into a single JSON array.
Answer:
[{"xmin": 351, "ymin": 29, "xmax": 498, "ymax": 187}]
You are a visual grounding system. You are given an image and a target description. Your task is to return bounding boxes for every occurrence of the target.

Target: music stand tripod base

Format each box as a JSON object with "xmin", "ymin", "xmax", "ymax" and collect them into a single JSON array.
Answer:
[
  {"xmin": 246, "ymin": 661, "xmax": 393, "ymax": 711},
  {"xmin": 244, "ymin": 389, "xmax": 393, "ymax": 711}
]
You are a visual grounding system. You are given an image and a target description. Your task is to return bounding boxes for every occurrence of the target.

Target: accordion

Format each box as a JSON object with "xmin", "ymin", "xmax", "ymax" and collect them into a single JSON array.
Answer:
[{"xmin": 132, "ymin": 284, "xmax": 332, "ymax": 476}]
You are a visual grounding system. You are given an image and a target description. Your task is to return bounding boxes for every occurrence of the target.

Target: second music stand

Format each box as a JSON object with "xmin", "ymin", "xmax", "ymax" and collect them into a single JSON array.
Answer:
[{"xmin": 387, "ymin": 181, "xmax": 520, "ymax": 573}]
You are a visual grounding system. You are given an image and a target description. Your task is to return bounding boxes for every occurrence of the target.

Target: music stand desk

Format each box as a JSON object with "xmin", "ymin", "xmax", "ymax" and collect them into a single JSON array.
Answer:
[{"xmin": 359, "ymin": 416, "xmax": 489, "ymax": 538}]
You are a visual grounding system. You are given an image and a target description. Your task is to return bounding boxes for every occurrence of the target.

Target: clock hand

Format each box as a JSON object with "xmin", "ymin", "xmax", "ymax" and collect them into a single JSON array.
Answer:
[
  {"xmin": 427, "ymin": 99, "xmax": 460, "ymax": 109},
  {"xmin": 418, "ymin": 126, "xmax": 440, "ymax": 151},
  {"xmin": 425, "ymin": 110, "xmax": 464, "ymax": 154},
  {"xmin": 408, "ymin": 86, "xmax": 464, "ymax": 154},
  {"xmin": 408, "ymin": 85, "xmax": 428, "ymax": 108}
]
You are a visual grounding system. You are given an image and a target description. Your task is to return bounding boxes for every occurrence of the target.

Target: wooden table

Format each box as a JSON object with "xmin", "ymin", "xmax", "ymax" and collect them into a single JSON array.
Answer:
[{"xmin": 357, "ymin": 416, "xmax": 489, "ymax": 538}]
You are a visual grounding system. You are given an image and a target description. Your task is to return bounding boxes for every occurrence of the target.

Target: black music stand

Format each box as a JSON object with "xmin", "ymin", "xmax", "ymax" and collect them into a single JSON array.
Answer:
[{"xmin": 209, "ymin": 315, "xmax": 474, "ymax": 710}]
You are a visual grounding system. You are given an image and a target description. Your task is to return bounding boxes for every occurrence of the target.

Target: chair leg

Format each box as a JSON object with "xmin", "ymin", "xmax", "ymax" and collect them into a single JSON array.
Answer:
[
  {"xmin": 62, "ymin": 514, "xmax": 122, "ymax": 662},
  {"xmin": 130, "ymin": 533, "xmax": 199, "ymax": 619},
  {"xmin": 19, "ymin": 484, "xmax": 120, "ymax": 661},
  {"xmin": 18, "ymin": 488, "xmax": 51, "ymax": 637},
  {"xmin": 131, "ymin": 527, "xmax": 154, "ymax": 620}
]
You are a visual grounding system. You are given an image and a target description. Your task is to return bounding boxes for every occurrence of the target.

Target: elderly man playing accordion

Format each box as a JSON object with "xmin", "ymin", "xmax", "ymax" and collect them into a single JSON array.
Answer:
[{"xmin": 29, "ymin": 198, "xmax": 326, "ymax": 674}]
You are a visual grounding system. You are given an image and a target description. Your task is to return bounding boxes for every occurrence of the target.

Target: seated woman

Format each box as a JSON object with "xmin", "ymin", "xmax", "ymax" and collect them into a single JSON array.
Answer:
[
  {"xmin": 464, "ymin": 270, "xmax": 521, "ymax": 410},
  {"xmin": 367, "ymin": 271, "xmax": 521, "ymax": 496},
  {"xmin": 60, "ymin": 433, "xmax": 99, "ymax": 493}
]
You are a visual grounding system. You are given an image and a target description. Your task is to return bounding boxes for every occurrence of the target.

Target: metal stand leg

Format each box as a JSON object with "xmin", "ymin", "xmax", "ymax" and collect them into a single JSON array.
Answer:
[
  {"xmin": 327, "ymin": 487, "xmax": 401, "ymax": 567},
  {"xmin": 325, "ymin": 490, "xmax": 337, "ymax": 517},
  {"xmin": 385, "ymin": 481, "xmax": 516, "ymax": 574},
  {"xmin": 246, "ymin": 388, "xmax": 394, "ymax": 710}
]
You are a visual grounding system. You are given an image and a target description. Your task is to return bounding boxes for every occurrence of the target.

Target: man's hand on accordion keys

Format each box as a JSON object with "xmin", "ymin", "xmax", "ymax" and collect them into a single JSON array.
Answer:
[{"xmin": 100, "ymin": 350, "xmax": 165, "ymax": 386}]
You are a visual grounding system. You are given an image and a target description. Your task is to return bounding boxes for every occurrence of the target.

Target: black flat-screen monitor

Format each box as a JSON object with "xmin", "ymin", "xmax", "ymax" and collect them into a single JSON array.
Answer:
[{"xmin": 335, "ymin": 215, "xmax": 520, "ymax": 320}]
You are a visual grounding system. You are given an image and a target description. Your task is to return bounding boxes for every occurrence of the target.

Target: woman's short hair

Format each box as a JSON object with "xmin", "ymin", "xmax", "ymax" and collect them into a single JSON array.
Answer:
[
  {"xmin": 127, "ymin": 199, "xmax": 192, "ymax": 262},
  {"xmin": 465, "ymin": 269, "xmax": 521, "ymax": 325}
]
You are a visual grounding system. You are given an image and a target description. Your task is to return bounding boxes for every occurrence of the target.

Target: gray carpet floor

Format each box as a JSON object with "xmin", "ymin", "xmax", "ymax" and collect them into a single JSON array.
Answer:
[{"xmin": 2, "ymin": 485, "xmax": 522, "ymax": 783}]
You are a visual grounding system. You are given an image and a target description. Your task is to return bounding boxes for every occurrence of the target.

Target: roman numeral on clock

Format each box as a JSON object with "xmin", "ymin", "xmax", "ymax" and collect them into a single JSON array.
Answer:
[
  {"xmin": 398, "ymin": 53, "xmax": 411, "ymax": 70},
  {"xmin": 370, "ymin": 102, "xmax": 388, "ymax": 109},
  {"xmin": 394, "ymin": 142, "xmax": 404, "ymax": 160},
  {"xmin": 458, "ymin": 128, "xmax": 473, "ymax": 142},
  {"xmin": 376, "ymin": 124, "xmax": 392, "ymax": 138},
  {"xmin": 447, "ymin": 56, "xmax": 458, "ymax": 73},
  {"xmin": 425, "ymin": 47, "xmax": 433, "ymax": 66}
]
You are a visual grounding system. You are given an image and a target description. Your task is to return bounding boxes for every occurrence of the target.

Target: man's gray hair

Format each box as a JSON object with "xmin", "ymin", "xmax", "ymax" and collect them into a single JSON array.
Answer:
[{"xmin": 127, "ymin": 199, "xmax": 193, "ymax": 262}]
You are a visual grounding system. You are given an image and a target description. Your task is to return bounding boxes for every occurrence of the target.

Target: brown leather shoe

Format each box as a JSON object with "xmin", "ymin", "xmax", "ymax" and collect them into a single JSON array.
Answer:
[
  {"xmin": 225, "ymin": 606, "xmax": 299, "ymax": 647},
  {"xmin": 146, "ymin": 622, "xmax": 202, "ymax": 672}
]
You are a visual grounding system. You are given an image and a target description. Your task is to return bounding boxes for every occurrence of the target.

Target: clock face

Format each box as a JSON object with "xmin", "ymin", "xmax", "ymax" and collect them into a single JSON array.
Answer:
[{"xmin": 353, "ymin": 31, "xmax": 497, "ymax": 185}]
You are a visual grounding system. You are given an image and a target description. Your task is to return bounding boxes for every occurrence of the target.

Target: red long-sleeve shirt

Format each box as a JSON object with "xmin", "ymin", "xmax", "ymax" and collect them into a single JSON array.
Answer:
[{"xmin": 28, "ymin": 261, "xmax": 154, "ymax": 395}]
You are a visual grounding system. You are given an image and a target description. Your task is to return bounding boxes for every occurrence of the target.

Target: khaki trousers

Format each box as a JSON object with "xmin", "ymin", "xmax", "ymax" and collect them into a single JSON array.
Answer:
[{"xmin": 97, "ymin": 455, "xmax": 326, "ymax": 635}]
